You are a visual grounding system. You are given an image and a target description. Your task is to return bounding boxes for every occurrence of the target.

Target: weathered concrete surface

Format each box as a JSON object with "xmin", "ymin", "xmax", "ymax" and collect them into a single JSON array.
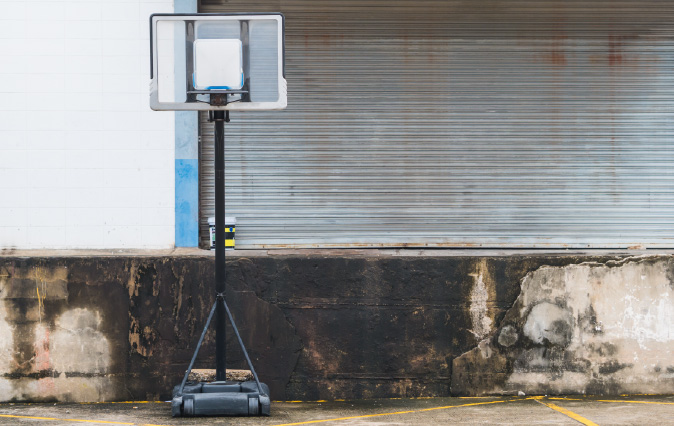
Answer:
[
  {"xmin": 0, "ymin": 256, "xmax": 301, "ymax": 402},
  {"xmin": 452, "ymin": 256, "xmax": 674, "ymax": 396},
  {"xmin": 0, "ymin": 251, "xmax": 672, "ymax": 401},
  {"xmin": 2, "ymin": 395, "xmax": 674, "ymax": 426},
  {"xmin": 187, "ymin": 369, "xmax": 253, "ymax": 382}
]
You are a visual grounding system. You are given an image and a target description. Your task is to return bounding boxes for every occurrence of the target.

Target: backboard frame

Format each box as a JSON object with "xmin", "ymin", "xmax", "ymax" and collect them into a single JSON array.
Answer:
[{"xmin": 149, "ymin": 13, "xmax": 286, "ymax": 111}]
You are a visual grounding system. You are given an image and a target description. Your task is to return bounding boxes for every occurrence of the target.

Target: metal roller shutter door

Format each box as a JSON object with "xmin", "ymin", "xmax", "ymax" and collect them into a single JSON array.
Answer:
[{"xmin": 199, "ymin": 0, "xmax": 674, "ymax": 248}]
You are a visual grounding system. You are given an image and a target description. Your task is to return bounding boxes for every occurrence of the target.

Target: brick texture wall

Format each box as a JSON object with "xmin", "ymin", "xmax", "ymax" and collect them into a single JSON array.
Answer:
[{"xmin": 0, "ymin": 0, "xmax": 175, "ymax": 248}]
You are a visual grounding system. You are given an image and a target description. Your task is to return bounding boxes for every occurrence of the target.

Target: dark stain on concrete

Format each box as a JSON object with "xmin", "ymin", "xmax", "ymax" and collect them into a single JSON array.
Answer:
[
  {"xmin": 587, "ymin": 342, "xmax": 618, "ymax": 357},
  {"xmin": 598, "ymin": 361, "xmax": 631, "ymax": 375},
  {"xmin": 1, "ymin": 253, "xmax": 667, "ymax": 401},
  {"xmin": 665, "ymin": 258, "xmax": 674, "ymax": 290}
]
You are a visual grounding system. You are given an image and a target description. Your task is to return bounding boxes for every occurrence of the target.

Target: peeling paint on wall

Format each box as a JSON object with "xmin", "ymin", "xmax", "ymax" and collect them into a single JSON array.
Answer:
[
  {"xmin": 0, "ymin": 262, "xmax": 116, "ymax": 402},
  {"xmin": 469, "ymin": 260, "xmax": 495, "ymax": 341},
  {"xmin": 0, "ymin": 302, "xmax": 12, "ymax": 374},
  {"xmin": 0, "ymin": 377, "xmax": 115, "ymax": 402},
  {"xmin": 452, "ymin": 256, "xmax": 674, "ymax": 396},
  {"xmin": 49, "ymin": 309, "xmax": 111, "ymax": 374}
]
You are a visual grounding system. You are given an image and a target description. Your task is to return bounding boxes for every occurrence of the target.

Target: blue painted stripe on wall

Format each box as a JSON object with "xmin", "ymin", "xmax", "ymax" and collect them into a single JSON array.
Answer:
[
  {"xmin": 175, "ymin": 159, "xmax": 199, "ymax": 247},
  {"xmin": 175, "ymin": 111, "xmax": 199, "ymax": 160},
  {"xmin": 174, "ymin": 0, "xmax": 199, "ymax": 247},
  {"xmin": 175, "ymin": 0, "xmax": 197, "ymax": 13}
]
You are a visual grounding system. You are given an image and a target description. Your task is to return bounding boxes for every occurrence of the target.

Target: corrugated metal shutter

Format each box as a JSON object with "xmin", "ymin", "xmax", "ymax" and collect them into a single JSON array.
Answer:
[{"xmin": 199, "ymin": 0, "xmax": 674, "ymax": 248}]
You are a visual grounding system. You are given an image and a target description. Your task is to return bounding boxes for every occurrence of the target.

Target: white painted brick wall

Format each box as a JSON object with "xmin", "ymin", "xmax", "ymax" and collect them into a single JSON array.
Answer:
[{"xmin": 0, "ymin": 0, "xmax": 175, "ymax": 249}]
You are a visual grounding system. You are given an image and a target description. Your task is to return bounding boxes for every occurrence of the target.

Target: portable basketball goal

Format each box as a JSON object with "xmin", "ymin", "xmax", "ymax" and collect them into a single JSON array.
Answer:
[{"xmin": 150, "ymin": 13, "xmax": 286, "ymax": 417}]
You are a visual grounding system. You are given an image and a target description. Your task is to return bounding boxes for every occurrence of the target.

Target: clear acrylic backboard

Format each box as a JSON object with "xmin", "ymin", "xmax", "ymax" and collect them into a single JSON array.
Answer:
[{"xmin": 150, "ymin": 13, "xmax": 286, "ymax": 111}]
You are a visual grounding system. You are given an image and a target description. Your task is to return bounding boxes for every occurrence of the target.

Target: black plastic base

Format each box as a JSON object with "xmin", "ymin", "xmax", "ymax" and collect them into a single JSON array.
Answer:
[{"xmin": 171, "ymin": 381, "xmax": 270, "ymax": 417}]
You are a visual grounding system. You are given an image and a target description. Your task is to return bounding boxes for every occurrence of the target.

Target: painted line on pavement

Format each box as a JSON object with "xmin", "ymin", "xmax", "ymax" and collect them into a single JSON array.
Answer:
[
  {"xmin": 418, "ymin": 400, "xmax": 507, "ymax": 412},
  {"xmin": 458, "ymin": 396, "xmax": 494, "ymax": 399},
  {"xmin": 271, "ymin": 400, "xmax": 505, "ymax": 426},
  {"xmin": 620, "ymin": 393, "xmax": 658, "ymax": 396},
  {"xmin": 597, "ymin": 399, "xmax": 674, "ymax": 405},
  {"xmin": 0, "ymin": 413, "xmax": 167, "ymax": 426},
  {"xmin": 536, "ymin": 401, "xmax": 599, "ymax": 426},
  {"xmin": 78, "ymin": 401, "xmax": 167, "ymax": 405},
  {"xmin": 281, "ymin": 396, "xmax": 441, "ymax": 403},
  {"xmin": 0, "ymin": 414, "xmax": 133, "ymax": 425},
  {"xmin": 548, "ymin": 397, "xmax": 583, "ymax": 401}
]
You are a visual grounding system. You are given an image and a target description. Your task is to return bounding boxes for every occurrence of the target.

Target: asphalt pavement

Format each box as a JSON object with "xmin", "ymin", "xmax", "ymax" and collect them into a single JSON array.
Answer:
[{"xmin": 0, "ymin": 395, "xmax": 672, "ymax": 425}]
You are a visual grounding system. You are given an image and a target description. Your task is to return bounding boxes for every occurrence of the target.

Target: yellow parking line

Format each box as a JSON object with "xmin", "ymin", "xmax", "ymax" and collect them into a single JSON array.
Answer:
[
  {"xmin": 0, "ymin": 413, "xmax": 169, "ymax": 426},
  {"xmin": 280, "ymin": 396, "xmax": 444, "ymax": 403},
  {"xmin": 458, "ymin": 396, "xmax": 494, "ymax": 399},
  {"xmin": 620, "ymin": 393, "xmax": 658, "ymax": 396},
  {"xmin": 597, "ymin": 400, "xmax": 674, "ymax": 405},
  {"xmin": 272, "ymin": 409, "xmax": 418, "ymax": 425},
  {"xmin": 78, "ymin": 401, "xmax": 167, "ymax": 405},
  {"xmin": 418, "ymin": 400, "xmax": 505, "ymax": 412},
  {"xmin": 271, "ymin": 400, "xmax": 505, "ymax": 426},
  {"xmin": 0, "ymin": 414, "xmax": 136, "ymax": 424},
  {"xmin": 548, "ymin": 397, "xmax": 583, "ymax": 401},
  {"xmin": 537, "ymin": 401, "xmax": 599, "ymax": 426},
  {"xmin": 0, "ymin": 415, "xmax": 66, "ymax": 422}
]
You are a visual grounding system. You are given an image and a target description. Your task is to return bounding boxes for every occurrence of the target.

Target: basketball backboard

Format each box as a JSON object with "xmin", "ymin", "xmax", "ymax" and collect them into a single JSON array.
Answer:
[{"xmin": 150, "ymin": 13, "xmax": 286, "ymax": 111}]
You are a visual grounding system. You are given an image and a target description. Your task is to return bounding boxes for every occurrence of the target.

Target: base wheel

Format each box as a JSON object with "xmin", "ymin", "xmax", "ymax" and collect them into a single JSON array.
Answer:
[
  {"xmin": 248, "ymin": 397, "xmax": 259, "ymax": 415},
  {"xmin": 183, "ymin": 398, "xmax": 194, "ymax": 416}
]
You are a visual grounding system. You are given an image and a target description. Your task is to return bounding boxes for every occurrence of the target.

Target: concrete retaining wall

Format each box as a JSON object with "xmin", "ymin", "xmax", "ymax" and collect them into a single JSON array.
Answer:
[{"xmin": 0, "ymin": 251, "xmax": 672, "ymax": 401}]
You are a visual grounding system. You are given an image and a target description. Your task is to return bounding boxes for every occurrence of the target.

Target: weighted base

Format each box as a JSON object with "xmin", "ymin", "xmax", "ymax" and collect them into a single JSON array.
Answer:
[{"xmin": 172, "ymin": 381, "xmax": 270, "ymax": 417}]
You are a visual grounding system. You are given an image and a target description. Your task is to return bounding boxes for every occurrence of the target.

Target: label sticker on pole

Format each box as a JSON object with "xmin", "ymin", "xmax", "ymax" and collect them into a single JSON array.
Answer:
[{"xmin": 209, "ymin": 217, "xmax": 236, "ymax": 250}]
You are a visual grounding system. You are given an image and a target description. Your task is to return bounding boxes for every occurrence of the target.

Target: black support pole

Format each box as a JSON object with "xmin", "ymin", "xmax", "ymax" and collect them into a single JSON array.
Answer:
[{"xmin": 213, "ymin": 110, "xmax": 227, "ymax": 381}]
